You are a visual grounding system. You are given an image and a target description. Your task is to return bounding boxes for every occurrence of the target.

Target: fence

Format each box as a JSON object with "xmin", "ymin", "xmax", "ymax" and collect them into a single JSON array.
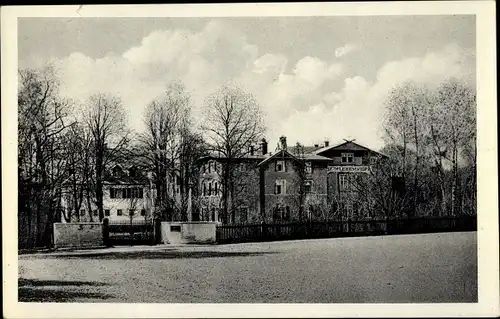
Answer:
[
  {"xmin": 216, "ymin": 215, "xmax": 477, "ymax": 244},
  {"xmin": 104, "ymin": 218, "xmax": 161, "ymax": 246}
]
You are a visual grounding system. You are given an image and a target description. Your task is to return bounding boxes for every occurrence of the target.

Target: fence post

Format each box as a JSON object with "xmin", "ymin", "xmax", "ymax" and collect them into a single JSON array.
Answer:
[
  {"xmin": 102, "ymin": 218, "xmax": 110, "ymax": 247},
  {"xmin": 154, "ymin": 218, "xmax": 162, "ymax": 245}
]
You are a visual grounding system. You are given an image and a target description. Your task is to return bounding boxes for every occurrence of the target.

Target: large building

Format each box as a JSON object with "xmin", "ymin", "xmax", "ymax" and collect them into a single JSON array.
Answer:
[
  {"xmin": 60, "ymin": 164, "xmax": 156, "ymax": 222},
  {"xmin": 195, "ymin": 136, "xmax": 387, "ymax": 224}
]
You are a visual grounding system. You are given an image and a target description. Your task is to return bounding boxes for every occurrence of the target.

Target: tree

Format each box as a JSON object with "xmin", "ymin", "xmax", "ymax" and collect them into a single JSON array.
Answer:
[
  {"xmin": 178, "ymin": 128, "xmax": 208, "ymax": 221},
  {"xmin": 60, "ymin": 122, "xmax": 93, "ymax": 222},
  {"xmin": 384, "ymin": 82, "xmax": 430, "ymax": 217},
  {"xmin": 291, "ymin": 142, "xmax": 307, "ymax": 221},
  {"xmin": 201, "ymin": 84, "xmax": 265, "ymax": 224},
  {"xmin": 139, "ymin": 82, "xmax": 191, "ymax": 221},
  {"xmin": 434, "ymin": 79, "xmax": 476, "ymax": 215},
  {"xmin": 382, "ymin": 78, "xmax": 476, "ymax": 218},
  {"xmin": 18, "ymin": 66, "xmax": 73, "ymax": 248},
  {"xmin": 81, "ymin": 93, "xmax": 129, "ymax": 222}
]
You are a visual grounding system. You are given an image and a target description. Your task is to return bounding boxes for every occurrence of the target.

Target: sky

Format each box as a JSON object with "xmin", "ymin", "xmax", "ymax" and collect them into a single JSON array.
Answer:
[{"xmin": 18, "ymin": 16, "xmax": 476, "ymax": 150}]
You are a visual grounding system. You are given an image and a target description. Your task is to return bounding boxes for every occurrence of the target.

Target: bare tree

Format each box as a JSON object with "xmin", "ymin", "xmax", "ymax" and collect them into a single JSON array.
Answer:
[
  {"xmin": 201, "ymin": 84, "xmax": 265, "ymax": 224},
  {"xmin": 18, "ymin": 66, "xmax": 74, "ymax": 248},
  {"xmin": 434, "ymin": 79, "xmax": 476, "ymax": 215},
  {"xmin": 81, "ymin": 93, "xmax": 129, "ymax": 222},
  {"xmin": 178, "ymin": 128, "xmax": 208, "ymax": 221},
  {"xmin": 382, "ymin": 78, "xmax": 476, "ymax": 218},
  {"xmin": 291, "ymin": 142, "xmax": 307, "ymax": 221},
  {"xmin": 139, "ymin": 81, "xmax": 191, "ymax": 221}
]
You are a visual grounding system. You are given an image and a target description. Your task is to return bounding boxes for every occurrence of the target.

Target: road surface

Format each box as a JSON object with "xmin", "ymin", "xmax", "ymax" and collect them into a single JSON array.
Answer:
[{"xmin": 18, "ymin": 232, "xmax": 477, "ymax": 303}]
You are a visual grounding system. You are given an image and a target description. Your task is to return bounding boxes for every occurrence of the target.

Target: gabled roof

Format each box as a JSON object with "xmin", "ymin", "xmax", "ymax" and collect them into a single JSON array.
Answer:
[
  {"xmin": 257, "ymin": 149, "xmax": 332, "ymax": 166},
  {"xmin": 315, "ymin": 140, "xmax": 387, "ymax": 157},
  {"xmin": 103, "ymin": 174, "xmax": 149, "ymax": 185},
  {"xmin": 303, "ymin": 153, "xmax": 334, "ymax": 161},
  {"xmin": 197, "ymin": 152, "xmax": 267, "ymax": 163},
  {"xmin": 257, "ymin": 149, "xmax": 298, "ymax": 166}
]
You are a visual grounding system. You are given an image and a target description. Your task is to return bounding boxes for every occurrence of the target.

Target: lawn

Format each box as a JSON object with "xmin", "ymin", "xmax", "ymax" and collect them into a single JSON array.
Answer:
[{"xmin": 18, "ymin": 231, "xmax": 477, "ymax": 303}]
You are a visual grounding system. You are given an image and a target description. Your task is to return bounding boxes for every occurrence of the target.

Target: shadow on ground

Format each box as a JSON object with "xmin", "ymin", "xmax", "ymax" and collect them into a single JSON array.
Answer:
[
  {"xmin": 18, "ymin": 278, "xmax": 111, "ymax": 302},
  {"xmin": 25, "ymin": 250, "xmax": 279, "ymax": 260}
]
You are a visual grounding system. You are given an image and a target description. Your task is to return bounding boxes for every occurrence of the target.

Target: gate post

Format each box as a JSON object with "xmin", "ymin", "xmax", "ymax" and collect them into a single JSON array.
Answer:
[
  {"xmin": 154, "ymin": 218, "xmax": 162, "ymax": 245},
  {"xmin": 102, "ymin": 218, "xmax": 110, "ymax": 247}
]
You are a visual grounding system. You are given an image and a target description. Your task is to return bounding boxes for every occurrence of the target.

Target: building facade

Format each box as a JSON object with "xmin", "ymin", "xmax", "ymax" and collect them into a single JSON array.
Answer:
[
  {"xmin": 195, "ymin": 137, "xmax": 387, "ymax": 224},
  {"xmin": 60, "ymin": 164, "xmax": 155, "ymax": 222}
]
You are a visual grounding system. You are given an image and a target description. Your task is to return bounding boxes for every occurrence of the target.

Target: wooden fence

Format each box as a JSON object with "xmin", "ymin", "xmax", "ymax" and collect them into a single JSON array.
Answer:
[{"xmin": 216, "ymin": 215, "xmax": 477, "ymax": 244}]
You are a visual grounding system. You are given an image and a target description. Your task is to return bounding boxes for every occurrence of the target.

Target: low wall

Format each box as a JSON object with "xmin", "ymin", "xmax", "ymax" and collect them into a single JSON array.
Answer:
[
  {"xmin": 53, "ymin": 222, "xmax": 103, "ymax": 248},
  {"xmin": 161, "ymin": 222, "xmax": 217, "ymax": 245}
]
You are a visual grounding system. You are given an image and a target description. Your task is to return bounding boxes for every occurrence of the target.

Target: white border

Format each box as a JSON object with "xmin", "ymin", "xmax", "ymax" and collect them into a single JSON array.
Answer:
[{"xmin": 2, "ymin": 2, "xmax": 498, "ymax": 318}]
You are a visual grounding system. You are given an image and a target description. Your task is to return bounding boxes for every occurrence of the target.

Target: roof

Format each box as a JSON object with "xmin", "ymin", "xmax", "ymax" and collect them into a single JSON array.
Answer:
[
  {"xmin": 302, "ymin": 153, "xmax": 333, "ymax": 161},
  {"xmin": 257, "ymin": 149, "xmax": 297, "ymax": 166},
  {"xmin": 257, "ymin": 149, "xmax": 332, "ymax": 166},
  {"xmin": 315, "ymin": 140, "xmax": 387, "ymax": 157},
  {"xmin": 103, "ymin": 174, "xmax": 149, "ymax": 185},
  {"xmin": 197, "ymin": 152, "xmax": 267, "ymax": 162}
]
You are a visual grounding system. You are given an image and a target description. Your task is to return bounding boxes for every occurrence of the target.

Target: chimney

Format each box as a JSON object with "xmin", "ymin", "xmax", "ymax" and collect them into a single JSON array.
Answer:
[
  {"xmin": 279, "ymin": 136, "xmax": 287, "ymax": 150},
  {"xmin": 314, "ymin": 144, "xmax": 319, "ymax": 148},
  {"xmin": 260, "ymin": 138, "xmax": 268, "ymax": 155},
  {"xmin": 324, "ymin": 140, "xmax": 329, "ymax": 147},
  {"xmin": 249, "ymin": 145, "xmax": 255, "ymax": 156}
]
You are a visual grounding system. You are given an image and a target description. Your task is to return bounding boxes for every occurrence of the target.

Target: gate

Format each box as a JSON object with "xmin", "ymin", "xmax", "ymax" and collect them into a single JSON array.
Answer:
[{"xmin": 104, "ymin": 219, "xmax": 157, "ymax": 246}]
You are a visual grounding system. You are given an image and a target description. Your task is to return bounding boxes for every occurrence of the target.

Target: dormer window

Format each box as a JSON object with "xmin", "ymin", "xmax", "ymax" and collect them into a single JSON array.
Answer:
[
  {"xmin": 112, "ymin": 165, "xmax": 123, "ymax": 177},
  {"xmin": 128, "ymin": 166, "xmax": 136, "ymax": 177},
  {"xmin": 304, "ymin": 180, "xmax": 313, "ymax": 193},
  {"xmin": 305, "ymin": 162, "xmax": 312, "ymax": 174},
  {"xmin": 341, "ymin": 153, "xmax": 354, "ymax": 164},
  {"xmin": 275, "ymin": 160, "xmax": 285, "ymax": 172}
]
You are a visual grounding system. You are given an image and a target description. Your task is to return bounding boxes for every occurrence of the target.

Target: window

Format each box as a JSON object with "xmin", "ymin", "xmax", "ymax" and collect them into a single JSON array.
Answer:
[
  {"xmin": 339, "ymin": 174, "xmax": 350, "ymax": 190},
  {"xmin": 117, "ymin": 209, "xmax": 123, "ymax": 216},
  {"xmin": 202, "ymin": 164, "xmax": 206, "ymax": 173},
  {"xmin": 203, "ymin": 183, "xmax": 206, "ymax": 196},
  {"xmin": 341, "ymin": 152, "xmax": 354, "ymax": 164},
  {"xmin": 80, "ymin": 209, "xmax": 85, "ymax": 217},
  {"xmin": 239, "ymin": 207, "xmax": 248, "ymax": 223},
  {"xmin": 273, "ymin": 206, "xmax": 282, "ymax": 222},
  {"xmin": 128, "ymin": 167, "xmax": 136, "ymax": 177},
  {"xmin": 131, "ymin": 188, "xmax": 139, "ymax": 198},
  {"xmin": 214, "ymin": 182, "xmax": 218, "ymax": 195},
  {"xmin": 304, "ymin": 180, "xmax": 313, "ymax": 193},
  {"xmin": 110, "ymin": 188, "xmax": 123, "ymax": 199},
  {"xmin": 305, "ymin": 162, "xmax": 312, "ymax": 174},
  {"xmin": 208, "ymin": 162, "xmax": 212, "ymax": 173},
  {"xmin": 104, "ymin": 209, "xmax": 110, "ymax": 217},
  {"xmin": 275, "ymin": 179, "xmax": 286, "ymax": 195},
  {"xmin": 275, "ymin": 160, "xmax": 285, "ymax": 172},
  {"xmin": 93, "ymin": 210, "xmax": 98, "ymax": 217},
  {"xmin": 141, "ymin": 209, "xmax": 146, "ymax": 216},
  {"xmin": 208, "ymin": 182, "xmax": 212, "ymax": 196},
  {"xmin": 344, "ymin": 202, "xmax": 354, "ymax": 218},
  {"xmin": 284, "ymin": 206, "xmax": 291, "ymax": 221},
  {"xmin": 211, "ymin": 208, "xmax": 216, "ymax": 222},
  {"xmin": 129, "ymin": 209, "xmax": 135, "ymax": 216},
  {"xmin": 200, "ymin": 208, "xmax": 206, "ymax": 221}
]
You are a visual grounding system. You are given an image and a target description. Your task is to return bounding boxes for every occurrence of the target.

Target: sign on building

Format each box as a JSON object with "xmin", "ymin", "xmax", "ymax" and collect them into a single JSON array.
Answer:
[{"xmin": 327, "ymin": 165, "xmax": 371, "ymax": 173}]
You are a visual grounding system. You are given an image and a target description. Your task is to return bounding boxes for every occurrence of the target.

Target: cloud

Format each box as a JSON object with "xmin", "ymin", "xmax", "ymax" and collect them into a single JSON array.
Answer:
[
  {"xmin": 276, "ymin": 43, "xmax": 475, "ymax": 149},
  {"xmin": 335, "ymin": 43, "xmax": 358, "ymax": 58},
  {"xmin": 40, "ymin": 19, "xmax": 474, "ymax": 151},
  {"xmin": 51, "ymin": 20, "xmax": 259, "ymax": 132}
]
